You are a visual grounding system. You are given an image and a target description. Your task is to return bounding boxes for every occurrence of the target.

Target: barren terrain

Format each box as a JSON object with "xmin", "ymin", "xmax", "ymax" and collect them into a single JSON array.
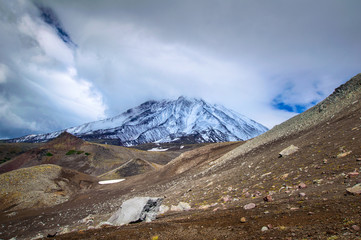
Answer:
[{"xmin": 0, "ymin": 74, "xmax": 361, "ymax": 240}]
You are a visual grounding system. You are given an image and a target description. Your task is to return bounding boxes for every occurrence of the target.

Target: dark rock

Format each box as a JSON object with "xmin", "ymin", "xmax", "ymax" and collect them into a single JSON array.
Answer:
[
  {"xmin": 47, "ymin": 232, "xmax": 58, "ymax": 238},
  {"xmin": 263, "ymin": 195, "xmax": 273, "ymax": 202}
]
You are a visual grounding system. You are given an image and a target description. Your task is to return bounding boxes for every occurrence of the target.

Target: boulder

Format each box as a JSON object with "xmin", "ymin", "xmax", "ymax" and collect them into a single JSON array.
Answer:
[
  {"xmin": 108, "ymin": 197, "xmax": 163, "ymax": 226},
  {"xmin": 278, "ymin": 145, "xmax": 299, "ymax": 158}
]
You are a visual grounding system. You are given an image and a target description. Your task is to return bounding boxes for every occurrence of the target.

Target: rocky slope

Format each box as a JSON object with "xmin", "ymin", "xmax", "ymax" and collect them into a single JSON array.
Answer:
[{"xmin": 11, "ymin": 97, "xmax": 268, "ymax": 146}]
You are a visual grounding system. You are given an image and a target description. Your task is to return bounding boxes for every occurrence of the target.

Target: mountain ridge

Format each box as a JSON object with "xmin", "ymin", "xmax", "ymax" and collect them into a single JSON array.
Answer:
[{"xmin": 10, "ymin": 97, "xmax": 268, "ymax": 146}]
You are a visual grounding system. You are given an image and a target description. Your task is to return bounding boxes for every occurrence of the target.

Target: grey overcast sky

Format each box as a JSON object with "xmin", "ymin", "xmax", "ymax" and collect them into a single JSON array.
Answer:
[{"xmin": 0, "ymin": 0, "xmax": 360, "ymax": 139}]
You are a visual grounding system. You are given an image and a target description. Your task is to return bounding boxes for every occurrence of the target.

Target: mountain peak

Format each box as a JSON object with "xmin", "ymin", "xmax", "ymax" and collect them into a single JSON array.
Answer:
[
  {"xmin": 12, "ymin": 98, "xmax": 268, "ymax": 146},
  {"xmin": 44, "ymin": 131, "xmax": 84, "ymax": 149}
]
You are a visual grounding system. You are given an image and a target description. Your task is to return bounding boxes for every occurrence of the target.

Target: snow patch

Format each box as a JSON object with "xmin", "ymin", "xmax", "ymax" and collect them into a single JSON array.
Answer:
[
  {"xmin": 148, "ymin": 147, "xmax": 169, "ymax": 152},
  {"xmin": 98, "ymin": 179, "xmax": 125, "ymax": 185}
]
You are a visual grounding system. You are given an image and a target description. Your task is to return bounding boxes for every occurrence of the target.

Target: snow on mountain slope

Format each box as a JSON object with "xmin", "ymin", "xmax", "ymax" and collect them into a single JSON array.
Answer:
[{"xmin": 11, "ymin": 97, "xmax": 268, "ymax": 146}]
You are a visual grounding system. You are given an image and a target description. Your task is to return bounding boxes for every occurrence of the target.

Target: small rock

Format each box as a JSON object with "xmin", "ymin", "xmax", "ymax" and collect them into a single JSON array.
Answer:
[
  {"xmin": 244, "ymin": 203, "xmax": 256, "ymax": 210},
  {"xmin": 261, "ymin": 226, "xmax": 268, "ymax": 232},
  {"xmin": 281, "ymin": 173, "xmax": 289, "ymax": 180},
  {"xmin": 323, "ymin": 159, "xmax": 328, "ymax": 164},
  {"xmin": 178, "ymin": 202, "xmax": 191, "ymax": 211},
  {"xmin": 240, "ymin": 217, "xmax": 246, "ymax": 223},
  {"xmin": 81, "ymin": 215, "xmax": 94, "ymax": 225},
  {"xmin": 313, "ymin": 179, "xmax": 323, "ymax": 184},
  {"xmin": 346, "ymin": 183, "xmax": 361, "ymax": 195},
  {"xmin": 299, "ymin": 192, "xmax": 306, "ymax": 197},
  {"xmin": 268, "ymin": 191, "xmax": 276, "ymax": 195},
  {"xmin": 263, "ymin": 195, "xmax": 273, "ymax": 202},
  {"xmin": 298, "ymin": 182, "xmax": 307, "ymax": 189},
  {"xmin": 267, "ymin": 224, "xmax": 273, "ymax": 229},
  {"xmin": 199, "ymin": 205, "xmax": 210, "ymax": 210},
  {"xmin": 337, "ymin": 151, "xmax": 352, "ymax": 158},
  {"xmin": 222, "ymin": 195, "xmax": 231, "ymax": 202},
  {"xmin": 244, "ymin": 192, "xmax": 251, "ymax": 198},
  {"xmin": 356, "ymin": 158, "xmax": 361, "ymax": 161},
  {"xmin": 30, "ymin": 233, "xmax": 44, "ymax": 240},
  {"xmin": 348, "ymin": 172, "xmax": 359, "ymax": 178},
  {"xmin": 352, "ymin": 225, "xmax": 360, "ymax": 231}
]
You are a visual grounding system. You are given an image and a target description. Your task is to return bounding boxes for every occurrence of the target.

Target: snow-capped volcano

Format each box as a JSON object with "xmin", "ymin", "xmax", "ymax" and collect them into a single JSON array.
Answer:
[{"xmin": 12, "ymin": 97, "xmax": 268, "ymax": 146}]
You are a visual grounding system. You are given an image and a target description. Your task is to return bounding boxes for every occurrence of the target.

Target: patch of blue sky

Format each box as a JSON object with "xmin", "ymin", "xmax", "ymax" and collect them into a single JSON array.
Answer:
[{"xmin": 271, "ymin": 94, "xmax": 318, "ymax": 113}]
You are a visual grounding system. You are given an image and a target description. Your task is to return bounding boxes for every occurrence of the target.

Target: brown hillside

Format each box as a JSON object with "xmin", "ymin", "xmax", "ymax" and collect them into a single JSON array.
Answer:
[
  {"xmin": 0, "ymin": 132, "xmax": 180, "ymax": 176},
  {"xmin": 0, "ymin": 164, "xmax": 97, "ymax": 212},
  {"xmin": 99, "ymin": 158, "xmax": 163, "ymax": 180}
]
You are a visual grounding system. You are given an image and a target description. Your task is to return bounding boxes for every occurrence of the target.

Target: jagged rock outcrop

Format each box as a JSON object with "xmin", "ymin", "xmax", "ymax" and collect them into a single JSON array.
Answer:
[{"xmin": 107, "ymin": 197, "xmax": 163, "ymax": 226}]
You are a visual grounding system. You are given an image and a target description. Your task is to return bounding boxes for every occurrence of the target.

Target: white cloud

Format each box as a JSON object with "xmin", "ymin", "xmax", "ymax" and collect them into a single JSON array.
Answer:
[
  {"xmin": 18, "ymin": 14, "xmax": 74, "ymax": 65},
  {"xmin": 0, "ymin": 63, "xmax": 9, "ymax": 83},
  {"xmin": 24, "ymin": 66, "xmax": 107, "ymax": 121},
  {"xmin": 73, "ymin": 18, "xmax": 275, "ymax": 124},
  {"xmin": 0, "ymin": 95, "xmax": 38, "ymax": 131}
]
